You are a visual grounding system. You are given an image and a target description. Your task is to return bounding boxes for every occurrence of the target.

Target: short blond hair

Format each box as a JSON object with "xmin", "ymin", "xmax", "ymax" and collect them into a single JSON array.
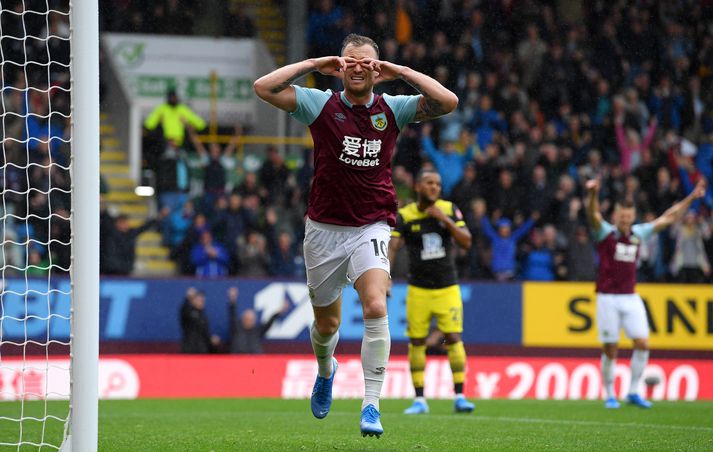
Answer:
[{"xmin": 341, "ymin": 33, "xmax": 379, "ymax": 57}]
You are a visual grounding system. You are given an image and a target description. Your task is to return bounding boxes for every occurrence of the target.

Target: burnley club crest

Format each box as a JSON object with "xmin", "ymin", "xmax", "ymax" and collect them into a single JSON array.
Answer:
[{"xmin": 370, "ymin": 113, "xmax": 387, "ymax": 131}]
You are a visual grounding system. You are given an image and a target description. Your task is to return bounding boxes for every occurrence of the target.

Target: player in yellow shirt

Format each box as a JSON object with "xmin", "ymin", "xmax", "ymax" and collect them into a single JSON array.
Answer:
[{"xmin": 388, "ymin": 168, "xmax": 475, "ymax": 414}]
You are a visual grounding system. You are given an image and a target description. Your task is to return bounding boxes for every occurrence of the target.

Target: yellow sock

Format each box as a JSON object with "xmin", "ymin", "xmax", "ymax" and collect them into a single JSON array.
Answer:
[
  {"xmin": 447, "ymin": 341, "xmax": 466, "ymax": 387},
  {"xmin": 408, "ymin": 343, "xmax": 427, "ymax": 391}
]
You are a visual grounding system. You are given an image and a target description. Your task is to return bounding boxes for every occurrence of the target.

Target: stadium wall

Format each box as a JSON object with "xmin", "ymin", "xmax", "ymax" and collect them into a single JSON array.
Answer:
[{"xmin": 2, "ymin": 278, "xmax": 711, "ymax": 350}]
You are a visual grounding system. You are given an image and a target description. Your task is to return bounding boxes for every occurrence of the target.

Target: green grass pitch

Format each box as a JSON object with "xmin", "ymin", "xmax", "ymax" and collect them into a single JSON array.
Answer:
[{"xmin": 1, "ymin": 398, "xmax": 712, "ymax": 451}]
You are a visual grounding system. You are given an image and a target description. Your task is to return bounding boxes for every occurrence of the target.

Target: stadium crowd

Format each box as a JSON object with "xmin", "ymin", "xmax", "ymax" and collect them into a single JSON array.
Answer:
[
  {"xmin": 99, "ymin": 0, "xmax": 257, "ymax": 38},
  {"xmin": 0, "ymin": 1, "xmax": 72, "ymax": 276},
  {"xmin": 105, "ymin": 1, "xmax": 713, "ymax": 283}
]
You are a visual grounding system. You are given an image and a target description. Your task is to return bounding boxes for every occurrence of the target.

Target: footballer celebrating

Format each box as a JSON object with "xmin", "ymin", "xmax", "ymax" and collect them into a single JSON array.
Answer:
[
  {"xmin": 585, "ymin": 178, "xmax": 706, "ymax": 409},
  {"xmin": 254, "ymin": 34, "xmax": 458, "ymax": 437},
  {"xmin": 388, "ymin": 168, "xmax": 474, "ymax": 415}
]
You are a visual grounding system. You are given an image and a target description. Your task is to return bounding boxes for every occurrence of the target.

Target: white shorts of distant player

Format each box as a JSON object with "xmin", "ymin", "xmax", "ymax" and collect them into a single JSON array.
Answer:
[
  {"xmin": 303, "ymin": 218, "xmax": 391, "ymax": 307},
  {"xmin": 596, "ymin": 293, "xmax": 650, "ymax": 343}
]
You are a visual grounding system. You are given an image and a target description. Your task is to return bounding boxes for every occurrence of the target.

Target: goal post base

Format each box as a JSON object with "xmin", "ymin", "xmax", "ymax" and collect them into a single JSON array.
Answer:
[{"xmin": 60, "ymin": 435, "xmax": 72, "ymax": 452}]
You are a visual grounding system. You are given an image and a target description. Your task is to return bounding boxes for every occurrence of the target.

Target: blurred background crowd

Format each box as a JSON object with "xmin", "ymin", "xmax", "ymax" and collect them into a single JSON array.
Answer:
[
  {"xmin": 0, "ymin": 1, "xmax": 72, "ymax": 276},
  {"xmin": 3, "ymin": 0, "xmax": 712, "ymax": 284},
  {"xmin": 111, "ymin": 0, "xmax": 713, "ymax": 283}
]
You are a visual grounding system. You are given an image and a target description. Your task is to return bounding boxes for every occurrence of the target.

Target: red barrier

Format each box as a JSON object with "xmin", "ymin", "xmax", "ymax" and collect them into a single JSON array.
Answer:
[{"xmin": 2, "ymin": 355, "xmax": 711, "ymax": 401}]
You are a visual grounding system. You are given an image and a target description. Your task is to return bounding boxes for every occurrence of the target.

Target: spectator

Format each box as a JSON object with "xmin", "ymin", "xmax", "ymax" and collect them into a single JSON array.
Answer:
[
  {"xmin": 259, "ymin": 146, "xmax": 291, "ymax": 206},
  {"xmin": 490, "ymin": 169, "xmax": 522, "ymax": 221},
  {"xmin": 265, "ymin": 209, "xmax": 300, "ymax": 277},
  {"xmin": 180, "ymin": 288, "xmax": 220, "ymax": 353},
  {"xmin": 468, "ymin": 94, "xmax": 507, "ymax": 151},
  {"xmin": 307, "ymin": 0, "xmax": 343, "ymax": 57},
  {"xmin": 227, "ymin": 287, "xmax": 288, "ymax": 353},
  {"xmin": 669, "ymin": 210, "xmax": 711, "ymax": 282},
  {"xmin": 101, "ymin": 210, "xmax": 167, "ymax": 275},
  {"xmin": 649, "ymin": 75, "xmax": 685, "ymax": 131},
  {"xmin": 462, "ymin": 198, "xmax": 490, "ymax": 279},
  {"xmin": 237, "ymin": 231, "xmax": 270, "ymax": 277},
  {"xmin": 521, "ymin": 228, "xmax": 555, "ymax": 281},
  {"xmin": 26, "ymin": 249, "xmax": 51, "ymax": 277},
  {"xmin": 188, "ymin": 124, "xmax": 240, "ymax": 206},
  {"xmin": 450, "ymin": 163, "xmax": 481, "ymax": 213},
  {"xmin": 516, "ymin": 24, "xmax": 547, "ymax": 90},
  {"xmin": 394, "ymin": 0, "xmax": 413, "ymax": 44},
  {"xmin": 420, "ymin": 123, "xmax": 474, "ymax": 198},
  {"xmin": 615, "ymin": 115, "xmax": 657, "ymax": 173},
  {"xmin": 526, "ymin": 165, "xmax": 554, "ymax": 221},
  {"xmin": 208, "ymin": 196, "xmax": 230, "ymax": 245},
  {"xmin": 175, "ymin": 213, "xmax": 210, "ymax": 275},
  {"xmin": 542, "ymin": 224, "xmax": 568, "ymax": 280},
  {"xmin": 23, "ymin": 91, "xmax": 67, "ymax": 164},
  {"xmin": 638, "ymin": 211, "xmax": 662, "ymax": 282},
  {"xmin": 392, "ymin": 165, "xmax": 415, "ymax": 205},
  {"xmin": 190, "ymin": 230, "xmax": 230, "ymax": 278},
  {"xmin": 480, "ymin": 213, "xmax": 537, "ymax": 281},
  {"xmin": 235, "ymin": 172, "xmax": 265, "ymax": 201},
  {"xmin": 224, "ymin": 4, "xmax": 255, "ymax": 37},
  {"xmin": 651, "ymin": 167, "xmax": 680, "ymax": 216},
  {"xmin": 50, "ymin": 207, "xmax": 72, "ymax": 273},
  {"xmin": 220, "ymin": 193, "xmax": 249, "ymax": 272},
  {"xmin": 562, "ymin": 198, "xmax": 596, "ymax": 281},
  {"xmin": 166, "ymin": 199, "xmax": 196, "ymax": 250},
  {"xmin": 144, "ymin": 88, "xmax": 206, "ymax": 149},
  {"xmin": 149, "ymin": 138, "xmax": 191, "ymax": 213},
  {"xmin": 160, "ymin": 0, "xmax": 193, "ymax": 35}
]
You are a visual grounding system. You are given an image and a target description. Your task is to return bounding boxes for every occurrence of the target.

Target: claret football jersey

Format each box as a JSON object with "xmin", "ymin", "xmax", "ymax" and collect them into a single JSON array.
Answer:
[
  {"xmin": 594, "ymin": 220, "xmax": 654, "ymax": 294},
  {"xmin": 291, "ymin": 86, "xmax": 419, "ymax": 227}
]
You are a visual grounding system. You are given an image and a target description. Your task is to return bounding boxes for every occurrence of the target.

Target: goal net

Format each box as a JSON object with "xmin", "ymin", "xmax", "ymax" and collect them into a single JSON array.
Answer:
[{"xmin": 0, "ymin": 0, "xmax": 98, "ymax": 450}]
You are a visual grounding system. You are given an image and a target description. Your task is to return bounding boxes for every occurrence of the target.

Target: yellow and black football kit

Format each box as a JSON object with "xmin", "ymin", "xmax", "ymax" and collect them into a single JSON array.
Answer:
[
  {"xmin": 392, "ymin": 199, "xmax": 470, "ymax": 398},
  {"xmin": 392, "ymin": 199, "xmax": 466, "ymax": 338}
]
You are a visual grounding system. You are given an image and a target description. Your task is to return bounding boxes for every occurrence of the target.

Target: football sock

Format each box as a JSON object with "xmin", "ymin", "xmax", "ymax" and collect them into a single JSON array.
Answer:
[
  {"xmin": 408, "ymin": 343, "xmax": 426, "ymax": 397},
  {"xmin": 310, "ymin": 321, "xmax": 338, "ymax": 378},
  {"xmin": 361, "ymin": 316, "xmax": 390, "ymax": 411},
  {"xmin": 447, "ymin": 341, "xmax": 466, "ymax": 395},
  {"xmin": 600, "ymin": 353, "xmax": 616, "ymax": 399},
  {"xmin": 629, "ymin": 349, "xmax": 650, "ymax": 395}
]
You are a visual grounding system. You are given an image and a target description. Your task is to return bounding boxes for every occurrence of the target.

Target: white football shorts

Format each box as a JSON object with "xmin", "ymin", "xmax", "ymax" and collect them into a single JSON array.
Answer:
[
  {"xmin": 596, "ymin": 293, "xmax": 650, "ymax": 343},
  {"xmin": 303, "ymin": 217, "xmax": 391, "ymax": 307}
]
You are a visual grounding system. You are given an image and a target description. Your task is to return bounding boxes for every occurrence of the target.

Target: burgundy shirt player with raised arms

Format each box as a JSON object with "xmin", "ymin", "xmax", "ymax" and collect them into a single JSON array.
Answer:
[
  {"xmin": 594, "ymin": 220, "xmax": 655, "ymax": 294},
  {"xmin": 290, "ymin": 86, "xmax": 419, "ymax": 227}
]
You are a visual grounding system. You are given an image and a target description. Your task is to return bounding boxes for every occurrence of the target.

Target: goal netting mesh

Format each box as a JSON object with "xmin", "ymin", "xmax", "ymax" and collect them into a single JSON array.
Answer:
[{"xmin": 0, "ymin": 0, "xmax": 73, "ymax": 448}]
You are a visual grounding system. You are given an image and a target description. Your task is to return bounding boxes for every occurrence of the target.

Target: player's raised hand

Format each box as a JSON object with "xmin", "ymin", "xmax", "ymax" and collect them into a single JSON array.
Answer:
[
  {"xmin": 312, "ymin": 56, "xmax": 347, "ymax": 78},
  {"xmin": 370, "ymin": 60, "xmax": 405, "ymax": 84},
  {"xmin": 585, "ymin": 178, "xmax": 600, "ymax": 193},
  {"xmin": 692, "ymin": 178, "xmax": 707, "ymax": 199}
]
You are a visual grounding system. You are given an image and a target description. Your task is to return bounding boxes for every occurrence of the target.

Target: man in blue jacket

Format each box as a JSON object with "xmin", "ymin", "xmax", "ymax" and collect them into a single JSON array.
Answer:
[
  {"xmin": 480, "ymin": 215, "xmax": 536, "ymax": 280},
  {"xmin": 421, "ymin": 123, "xmax": 474, "ymax": 198}
]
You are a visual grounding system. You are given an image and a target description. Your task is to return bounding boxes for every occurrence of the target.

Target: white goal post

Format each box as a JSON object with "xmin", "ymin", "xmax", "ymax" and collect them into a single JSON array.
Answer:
[{"xmin": 68, "ymin": 0, "xmax": 100, "ymax": 450}]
